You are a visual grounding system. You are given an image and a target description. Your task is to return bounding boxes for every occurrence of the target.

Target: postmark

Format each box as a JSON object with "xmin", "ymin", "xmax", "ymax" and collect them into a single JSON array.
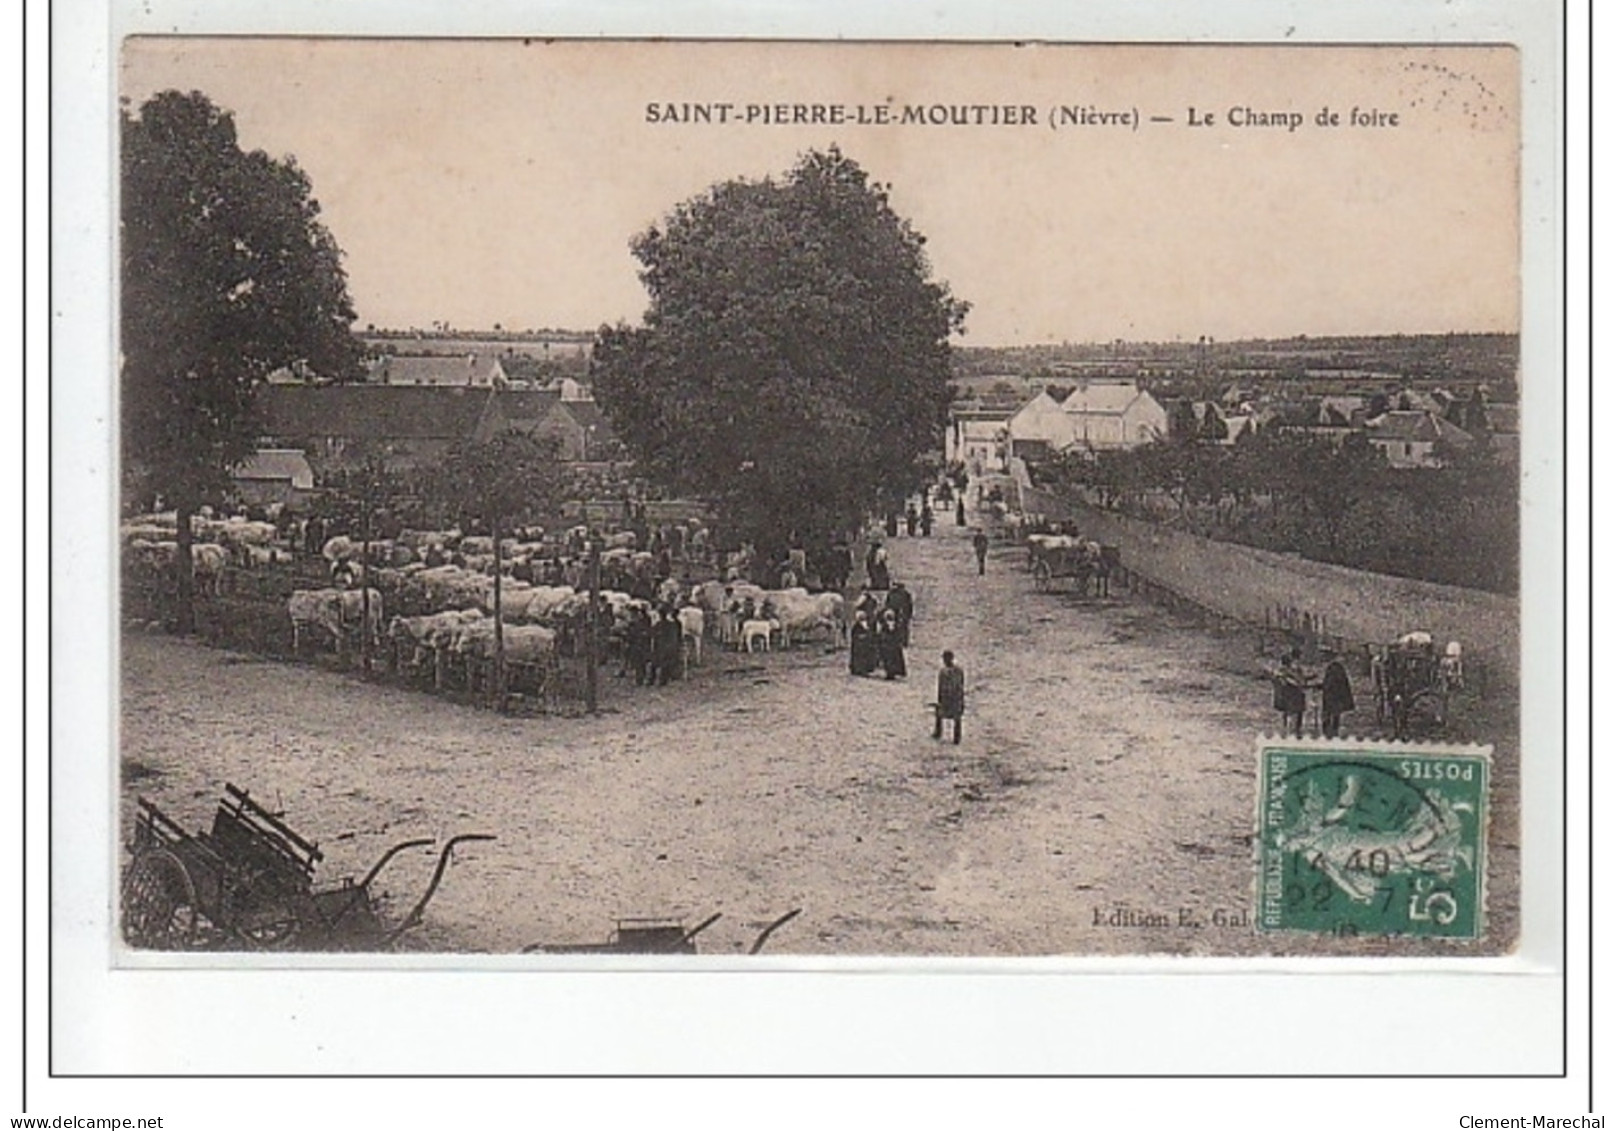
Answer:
[{"xmin": 1256, "ymin": 738, "xmax": 1490, "ymax": 939}]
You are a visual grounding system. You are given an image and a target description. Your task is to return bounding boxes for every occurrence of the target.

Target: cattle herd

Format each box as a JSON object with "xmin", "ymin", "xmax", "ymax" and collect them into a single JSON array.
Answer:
[{"xmin": 121, "ymin": 508, "xmax": 854, "ymax": 709}]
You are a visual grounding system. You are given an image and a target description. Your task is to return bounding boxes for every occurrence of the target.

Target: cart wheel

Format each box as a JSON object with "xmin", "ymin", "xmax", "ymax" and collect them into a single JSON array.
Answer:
[
  {"xmin": 1033, "ymin": 561, "xmax": 1051, "ymax": 592},
  {"xmin": 121, "ymin": 848, "xmax": 202, "ymax": 950}
]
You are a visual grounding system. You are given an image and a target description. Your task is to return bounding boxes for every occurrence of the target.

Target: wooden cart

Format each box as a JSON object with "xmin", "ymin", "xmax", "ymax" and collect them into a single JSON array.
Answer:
[{"xmin": 122, "ymin": 783, "xmax": 493, "ymax": 951}]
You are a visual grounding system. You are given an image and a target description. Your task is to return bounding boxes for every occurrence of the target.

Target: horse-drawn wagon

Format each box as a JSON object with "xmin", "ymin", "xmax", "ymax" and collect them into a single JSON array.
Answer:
[
  {"xmin": 1370, "ymin": 632, "xmax": 1464, "ymax": 739},
  {"xmin": 1026, "ymin": 534, "xmax": 1120, "ymax": 597}
]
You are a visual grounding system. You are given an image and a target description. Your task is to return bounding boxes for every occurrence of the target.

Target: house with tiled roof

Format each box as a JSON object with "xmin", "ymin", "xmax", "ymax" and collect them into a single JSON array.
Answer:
[
  {"xmin": 1060, "ymin": 379, "xmax": 1167, "ymax": 451},
  {"xmin": 1365, "ymin": 410, "xmax": 1474, "ymax": 469}
]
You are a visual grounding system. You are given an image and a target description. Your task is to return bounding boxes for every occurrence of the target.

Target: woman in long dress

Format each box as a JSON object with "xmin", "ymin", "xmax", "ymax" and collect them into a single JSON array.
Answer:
[
  {"xmin": 849, "ymin": 611, "xmax": 879, "ymax": 677},
  {"xmin": 877, "ymin": 609, "xmax": 908, "ymax": 680}
]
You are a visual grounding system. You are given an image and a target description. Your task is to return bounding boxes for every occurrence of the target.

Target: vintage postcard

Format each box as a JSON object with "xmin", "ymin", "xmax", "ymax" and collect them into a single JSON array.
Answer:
[{"xmin": 110, "ymin": 38, "xmax": 1528, "ymax": 964}]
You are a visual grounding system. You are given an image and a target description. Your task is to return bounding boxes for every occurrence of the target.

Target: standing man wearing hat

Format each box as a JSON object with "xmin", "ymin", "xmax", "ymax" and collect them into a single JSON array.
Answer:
[
  {"xmin": 971, "ymin": 529, "xmax": 990, "ymax": 576},
  {"xmin": 933, "ymin": 651, "xmax": 965, "ymax": 744}
]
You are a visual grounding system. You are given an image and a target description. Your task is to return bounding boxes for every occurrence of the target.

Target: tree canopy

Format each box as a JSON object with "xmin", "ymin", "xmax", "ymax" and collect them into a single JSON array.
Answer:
[
  {"xmin": 426, "ymin": 428, "xmax": 573, "ymax": 534},
  {"xmin": 121, "ymin": 90, "xmax": 363, "ymax": 510},
  {"xmin": 591, "ymin": 147, "xmax": 968, "ymax": 548}
]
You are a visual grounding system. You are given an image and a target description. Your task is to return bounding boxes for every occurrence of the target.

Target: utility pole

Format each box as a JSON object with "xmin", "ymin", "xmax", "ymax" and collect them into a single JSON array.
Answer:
[
  {"xmin": 585, "ymin": 539, "xmax": 601, "ymax": 715},
  {"xmin": 359, "ymin": 471, "xmax": 372, "ymax": 676}
]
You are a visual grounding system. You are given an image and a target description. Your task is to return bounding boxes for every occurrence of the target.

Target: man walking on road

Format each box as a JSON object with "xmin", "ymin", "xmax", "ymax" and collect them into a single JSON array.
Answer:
[
  {"xmin": 933, "ymin": 650, "xmax": 965, "ymax": 744},
  {"xmin": 971, "ymin": 529, "xmax": 990, "ymax": 576}
]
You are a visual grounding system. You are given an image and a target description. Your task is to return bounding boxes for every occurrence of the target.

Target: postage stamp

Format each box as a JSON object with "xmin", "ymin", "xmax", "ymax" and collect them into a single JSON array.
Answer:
[{"xmin": 1256, "ymin": 738, "xmax": 1491, "ymax": 939}]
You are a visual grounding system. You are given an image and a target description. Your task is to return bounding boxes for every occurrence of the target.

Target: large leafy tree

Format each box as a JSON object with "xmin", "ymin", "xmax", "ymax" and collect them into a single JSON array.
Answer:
[
  {"xmin": 591, "ymin": 147, "xmax": 969, "ymax": 552},
  {"xmin": 122, "ymin": 90, "xmax": 363, "ymax": 630}
]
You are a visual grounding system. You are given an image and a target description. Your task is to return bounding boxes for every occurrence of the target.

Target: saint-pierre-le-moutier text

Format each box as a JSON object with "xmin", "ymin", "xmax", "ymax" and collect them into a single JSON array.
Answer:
[
  {"xmin": 648, "ymin": 102, "xmax": 1074, "ymax": 127},
  {"xmin": 646, "ymin": 103, "xmax": 1403, "ymax": 130}
]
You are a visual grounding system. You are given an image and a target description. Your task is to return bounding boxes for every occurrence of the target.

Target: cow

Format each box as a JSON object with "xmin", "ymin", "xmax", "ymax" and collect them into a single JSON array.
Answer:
[
  {"xmin": 321, "ymin": 535, "xmax": 360, "ymax": 565},
  {"xmin": 677, "ymin": 605, "xmax": 705, "ymax": 666},
  {"xmin": 741, "ymin": 617, "xmax": 780, "ymax": 653},
  {"xmin": 516, "ymin": 585, "xmax": 577, "ymax": 624},
  {"xmin": 189, "ymin": 543, "xmax": 228, "ymax": 597},
  {"xmin": 288, "ymin": 587, "xmax": 383, "ymax": 653},
  {"xmin": 388, "ymin": 609, "xmax": 483, "ymax": 675},
  {"xmin": 767, "ymin": 588, "xmax": 846, "ymax": 649}
]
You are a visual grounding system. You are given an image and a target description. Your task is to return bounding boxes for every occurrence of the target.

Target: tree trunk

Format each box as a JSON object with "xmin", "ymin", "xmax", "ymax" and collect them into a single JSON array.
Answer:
[
  {"xmin": 360, "ymin": 491, "xmax": 372, "ymax": 675},
  {"xmin": 173, "ymin": 496, "xmax": 196, "ymax": 635},
  {"xmin": 585, "ymin": 541, "xmax": 601, "ymax": 715}
]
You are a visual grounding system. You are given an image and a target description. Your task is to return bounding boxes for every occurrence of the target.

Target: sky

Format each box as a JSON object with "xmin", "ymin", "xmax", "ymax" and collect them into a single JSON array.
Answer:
[{"xmin": 120, "ymin": 39, "xmax": 1519, "ymax": 346}]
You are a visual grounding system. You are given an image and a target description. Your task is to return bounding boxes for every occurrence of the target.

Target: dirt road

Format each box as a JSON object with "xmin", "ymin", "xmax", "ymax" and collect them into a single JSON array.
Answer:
[{"xmin": 119, "ymin": 518, "xmax": 1517, "ymax": 956}]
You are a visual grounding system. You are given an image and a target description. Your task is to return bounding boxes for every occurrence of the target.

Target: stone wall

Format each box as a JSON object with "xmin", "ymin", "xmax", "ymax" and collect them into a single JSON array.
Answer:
[{"xmin": 1015, "ymin": 471, "xmax": 1517, "ymax": 689}]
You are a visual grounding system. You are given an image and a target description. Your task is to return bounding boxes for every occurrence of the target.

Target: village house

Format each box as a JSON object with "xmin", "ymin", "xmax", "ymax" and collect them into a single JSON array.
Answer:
[
  {"xmin": 1060, "ymin": 379, "xmax": 1168, "ymax": 451},
  {"xmin": 479, "ymin": 390, "xmax": 618, "ymax": 462},
  {"xmin": 1365, "ymin": 410, "xmax": 1474, "ymax": 469},
  {"xmin": 256, "ymin": 385, "xmax": 620, "ymax": 476},
  {"xmin": 367, "ymin": 353, "xmax": 510, "ymax": 388},
  {"xmin": 1004, "ymin": 390, "xmax": 1076, "ymax": 461},
  {"xmin": 229, "ymin": 448, "xmax": 316, "ymax": 508},
  {"xmin": 945, "ymin": 386, "xmax": 1022, "ymax": 473}
]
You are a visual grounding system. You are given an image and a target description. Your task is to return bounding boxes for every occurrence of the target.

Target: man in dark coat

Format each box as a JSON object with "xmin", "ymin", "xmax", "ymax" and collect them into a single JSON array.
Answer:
[
  {"xmin": 905, "ymin": 505, "xmax": 919, "ymax": 537},
  {"xmin": 650, "ymin": 606, "xmax": 683, "ymax": 685},
  {"xmin": 866, "ymin": 541, "xmax": 891, "ymax": 590},
  {"xmin": 1319, "ymin": 649, "xmax": 1356, "ymax": 738},
  {"xmin": 956, "ymin": 498, "xmax": 967, "ymax": 527},
  {"xmin": 828, "ymin": 541, "xmax": 853, "ymax": 591},
  {"xmin": 1272, "ymin": 650, "xmax": 1308, "ymax": 737},
  {"xmin": 625, "ymin": 606, "xmax": 653, "ymax": 686},
  {"xmin": 933, "ymin": 650, "xmax": 965, "ymax": 744},
  {"xmin": 885, "ymin": 581, "xmax": 914, "ymax": 648},
  {"xmin": 971, "ymin": 529, "xmax": 990, "ymax": 576},
  {"xmin": 919, "ymin": 505, "xmax": 934, "ymax": 537}
]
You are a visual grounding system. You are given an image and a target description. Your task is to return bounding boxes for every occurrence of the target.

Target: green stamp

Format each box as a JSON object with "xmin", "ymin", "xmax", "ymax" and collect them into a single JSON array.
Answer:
[{"xmin": 1256, "ymin": 739, "xmax": 1490, "ymax": 939}]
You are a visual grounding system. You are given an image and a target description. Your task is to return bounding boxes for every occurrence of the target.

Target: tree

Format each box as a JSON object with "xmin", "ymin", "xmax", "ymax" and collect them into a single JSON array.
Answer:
[
  {"xmin": 427, "ymin": 427, "xmax": 573, "ymax": 707},
  {"xmin": 591, "ymin": 147, "xmax": 969, "ymax": 551},
  {"xmin": 122, "ymin": 90, "xmax": 363, "ymax": 631}
]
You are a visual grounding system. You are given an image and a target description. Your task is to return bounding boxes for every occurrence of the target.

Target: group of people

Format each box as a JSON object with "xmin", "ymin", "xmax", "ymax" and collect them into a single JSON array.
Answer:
[
  {"xmin": 1271, "ymin": 647, "xmax": 1356, "ymax": 737},
  {"xmin": 882, "ymin": 502, "xmax": 936, "ymax": 539},
  {"xmin": 622, "ymin": 603, "xmax": 685, "ymax": 687},
  {"xmin": 848, "ymin": 580, "xmax": 914, "ymax": 680}
]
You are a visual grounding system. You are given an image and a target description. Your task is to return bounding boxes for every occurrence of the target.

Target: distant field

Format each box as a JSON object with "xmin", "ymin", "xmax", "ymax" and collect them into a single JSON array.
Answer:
[{"xmin": 365, "ymin": 335, "xmax": 593, "ymax": 358}]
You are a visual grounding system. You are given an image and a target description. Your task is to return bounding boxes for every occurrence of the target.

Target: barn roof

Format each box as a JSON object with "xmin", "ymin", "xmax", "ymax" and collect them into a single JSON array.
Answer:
[
  {"xmin": 368, "ymin": 353, "xmax": 506, "ymax": 387},
  {"xmin": 1368, "ymin": 410, "xmax": 1474, "ymax": 446},
  {"xmin": 1060, "ymin": 381, "xmax": 1145, "ymax": 415},
  {"xmin": 485, "ymin": 388, "xmax": 563, "ymax": 421},
  {"xmin": 258, "ymin": 385, "xmax": 495, "ymax": 442},
  {"xmin": 233, "ymin": 448, "xmax": 315, "ymax": 489}
]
